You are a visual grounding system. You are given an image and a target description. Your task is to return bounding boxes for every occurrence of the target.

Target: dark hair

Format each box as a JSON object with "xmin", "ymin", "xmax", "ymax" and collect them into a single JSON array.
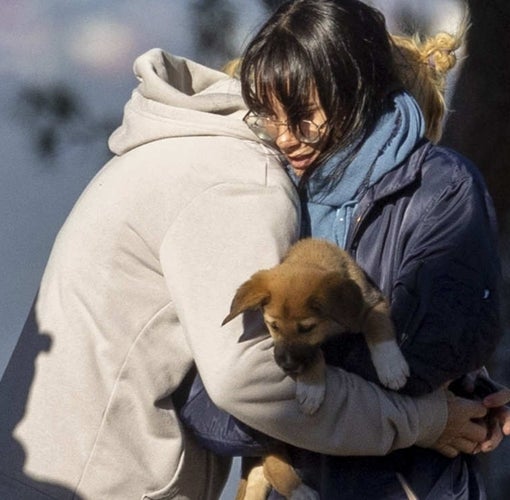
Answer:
[{"xmin": 240, "ymin": 0, "xmax": 399, "ymax": 166}]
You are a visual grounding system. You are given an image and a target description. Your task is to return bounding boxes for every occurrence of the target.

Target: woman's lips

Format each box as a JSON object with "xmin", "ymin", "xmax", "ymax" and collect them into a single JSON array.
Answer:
[{"xmin": 287, "ymin": 152, "xmax": 316, "ymax": 172}]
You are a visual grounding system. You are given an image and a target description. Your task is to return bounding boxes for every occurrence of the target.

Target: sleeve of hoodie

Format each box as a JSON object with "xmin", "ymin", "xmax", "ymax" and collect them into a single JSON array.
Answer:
[
  {"xmin": 159, "ymin": 163, "xmax": 447, "ymax": 457},
  {"xmin": 392, "ymin": 150, "xmax": 502, "ymax": 396}
]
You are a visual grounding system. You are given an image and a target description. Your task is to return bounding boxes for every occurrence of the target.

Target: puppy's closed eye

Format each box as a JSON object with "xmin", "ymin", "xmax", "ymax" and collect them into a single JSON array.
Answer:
[
  {"xmin": 266, "ymin": 321, "xmax": 280, "ymax": 332},
  {"xmin": 297, "ymin": 323, "xmax": 316, "ymax": 334}
]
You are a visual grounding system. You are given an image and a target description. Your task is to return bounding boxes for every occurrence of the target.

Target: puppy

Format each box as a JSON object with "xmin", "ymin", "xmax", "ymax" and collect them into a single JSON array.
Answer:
[{"xmin": 222, "ymin": 238, "xmax": 409, "ymax": 500}]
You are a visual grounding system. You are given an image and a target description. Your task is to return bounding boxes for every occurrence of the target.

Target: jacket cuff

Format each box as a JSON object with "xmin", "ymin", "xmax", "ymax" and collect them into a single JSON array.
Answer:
[{"xmin": 413, "ymin": 388, "xmax": 448, "ymax": 447}]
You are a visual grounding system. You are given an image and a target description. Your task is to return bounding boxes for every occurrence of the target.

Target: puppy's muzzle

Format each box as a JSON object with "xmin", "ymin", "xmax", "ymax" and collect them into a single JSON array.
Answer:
[{"xmin": 274, "ymin": 343, "xmax": 319, "ymax": 376}]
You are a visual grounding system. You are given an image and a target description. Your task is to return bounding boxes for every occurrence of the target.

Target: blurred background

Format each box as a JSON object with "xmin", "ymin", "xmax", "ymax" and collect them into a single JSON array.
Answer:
[{"xmin": 1, "ymin": 1, "xmax": 509, "ymax": 498}]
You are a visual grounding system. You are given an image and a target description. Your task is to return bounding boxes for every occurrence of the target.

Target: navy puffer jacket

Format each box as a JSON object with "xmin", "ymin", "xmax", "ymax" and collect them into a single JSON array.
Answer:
[
  {"xmin": 180, "ymin": 142, "xmax": 501, "ymax": 499},
  {"xmin": 335, "ymin": 142, "xmax": 500, "ymax": 395}
]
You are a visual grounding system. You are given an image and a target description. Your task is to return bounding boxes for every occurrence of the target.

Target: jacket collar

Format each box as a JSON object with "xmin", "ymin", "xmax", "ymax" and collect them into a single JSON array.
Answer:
[
  {"xmin": 368, "ymin": 140, "xmax": 432, "ymax": 203},
  {"xmin": 345, "ymin": 140, "xmax": 432, "ymax": 248}
]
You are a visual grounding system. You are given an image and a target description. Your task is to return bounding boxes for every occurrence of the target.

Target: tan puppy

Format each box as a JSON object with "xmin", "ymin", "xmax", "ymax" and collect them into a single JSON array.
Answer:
[{"xmin": 223, "ymin": 238, "xmax": 409, "ymax": 499}]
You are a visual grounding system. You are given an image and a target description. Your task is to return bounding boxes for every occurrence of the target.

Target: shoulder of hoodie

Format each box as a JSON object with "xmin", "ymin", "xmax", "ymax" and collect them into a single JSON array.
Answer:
[{"xmin": 105, "ymin": 134, "xmax": 298, "ymax": 210}]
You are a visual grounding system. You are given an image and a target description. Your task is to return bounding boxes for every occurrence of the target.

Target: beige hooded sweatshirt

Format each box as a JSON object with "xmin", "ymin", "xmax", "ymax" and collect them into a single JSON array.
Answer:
[{"xmin": 0, "ymin": 49, "xmax": 446, "ymax": 500}]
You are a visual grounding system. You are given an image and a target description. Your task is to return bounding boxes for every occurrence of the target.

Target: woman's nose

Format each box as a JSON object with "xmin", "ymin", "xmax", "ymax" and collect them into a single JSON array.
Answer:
[{"xmin": 275, "ymin": 126, "xmax": 300, "ymax": 149}]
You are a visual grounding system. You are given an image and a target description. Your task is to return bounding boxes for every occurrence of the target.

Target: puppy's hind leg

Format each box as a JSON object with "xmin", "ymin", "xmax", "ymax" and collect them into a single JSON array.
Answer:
[
  {"xmin": 263, "ymin": 450, "xmax": 319, "ymax": 500},
  {"xmin": 236, "ymin": 457, "xmax": 270, "ymax": 500}
]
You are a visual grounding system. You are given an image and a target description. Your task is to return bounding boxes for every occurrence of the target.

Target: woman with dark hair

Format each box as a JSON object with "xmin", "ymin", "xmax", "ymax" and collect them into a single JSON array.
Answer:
[
  {"xmin": 181, "ymin": 0, "xmax": 509, "ymax": 498},
  {"xmin": 241, "ymin": 0, "xmax": 397, "ymax": 174}
]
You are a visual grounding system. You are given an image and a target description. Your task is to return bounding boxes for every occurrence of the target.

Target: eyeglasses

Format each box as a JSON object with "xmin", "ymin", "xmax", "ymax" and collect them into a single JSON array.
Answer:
[{"xmin": 243, "ymin": 112, "xmax": 328, "ymax": 145}]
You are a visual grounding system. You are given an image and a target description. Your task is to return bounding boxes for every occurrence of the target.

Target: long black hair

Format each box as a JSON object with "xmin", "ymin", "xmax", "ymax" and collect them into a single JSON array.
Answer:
[{"xmin": 240, "ymin": 0, "xmax": 399, "ymax": 168}]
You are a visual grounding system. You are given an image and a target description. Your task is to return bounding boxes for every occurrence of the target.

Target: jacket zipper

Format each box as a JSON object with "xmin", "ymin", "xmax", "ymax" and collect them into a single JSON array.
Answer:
[
  {"xmin": 346, "ymin": 199, "xmax": 422, "ymax": 349},
  {"xmin": 346, "ymin": 201, "xmax": 372, "ymax": 257}
]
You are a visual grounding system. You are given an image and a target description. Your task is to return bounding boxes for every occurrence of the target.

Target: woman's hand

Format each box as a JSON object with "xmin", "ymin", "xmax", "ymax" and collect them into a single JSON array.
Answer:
[
  {"xmin": 478, "ymin": 388, "xmax": 510, "ymax": 453},
  {"xmin": 432, "ymin": 392, "xmax": 488, "ymax": 458},
  {"xmin": 433, "ymin": 372, "xmax": 510, "ymax": 457}
]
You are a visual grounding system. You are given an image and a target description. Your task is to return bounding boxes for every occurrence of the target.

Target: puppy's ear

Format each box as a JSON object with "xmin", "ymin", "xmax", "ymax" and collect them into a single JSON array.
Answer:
[
  {"xmin": 309, "ymin": 273, "xmax": 364, "ymax": 326},
  {"xmin": 222, "ymin": 271, "xmax": 270, "ymax": 325}
]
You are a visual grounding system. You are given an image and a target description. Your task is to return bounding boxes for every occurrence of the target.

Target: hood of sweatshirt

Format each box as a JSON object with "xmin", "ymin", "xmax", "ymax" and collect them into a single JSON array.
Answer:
[{"xmin": 109, "ymin": 49, "xmax": 255, "ymax": 155}]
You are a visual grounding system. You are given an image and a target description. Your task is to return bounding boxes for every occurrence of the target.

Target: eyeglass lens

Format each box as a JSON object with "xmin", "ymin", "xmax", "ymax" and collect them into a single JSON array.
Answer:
[{"xmin": 247, "ymin": 115, "xmax": 320, "ymax": 143}]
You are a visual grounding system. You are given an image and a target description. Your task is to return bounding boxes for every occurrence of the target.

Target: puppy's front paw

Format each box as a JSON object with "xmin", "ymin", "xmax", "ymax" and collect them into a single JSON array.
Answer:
[
  {"xmin": 295, "ymin": 378, "xmax": 326, "ymax": 415},
  {"xmin": 290, "ymin": 483, "xmax": 320, "ymax": 500},
  {"xmin": 370, "ymin": 340, "xmax": 410, "ymax": 390}
]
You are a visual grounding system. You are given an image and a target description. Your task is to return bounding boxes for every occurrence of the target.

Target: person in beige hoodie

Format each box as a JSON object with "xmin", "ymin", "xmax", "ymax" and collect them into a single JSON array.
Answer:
[{"xmin": 0, "ymin": 49, "xmax": 500, "ymax": 500}]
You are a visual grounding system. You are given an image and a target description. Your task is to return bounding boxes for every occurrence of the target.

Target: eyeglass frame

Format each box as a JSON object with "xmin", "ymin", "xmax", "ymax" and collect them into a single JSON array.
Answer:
[{"xmin": 243, "ymin": 111, "xmax": 328, "ymax": 145}]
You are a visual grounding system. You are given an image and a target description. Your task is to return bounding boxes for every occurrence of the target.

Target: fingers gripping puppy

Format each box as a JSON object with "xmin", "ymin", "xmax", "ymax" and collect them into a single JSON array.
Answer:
[{"xmin": 222, "ymin": 238, "xmax": 409, "ymax": 500}]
